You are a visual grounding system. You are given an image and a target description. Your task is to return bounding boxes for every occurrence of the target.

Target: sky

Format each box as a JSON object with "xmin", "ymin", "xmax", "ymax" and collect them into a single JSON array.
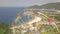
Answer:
[{"xmin": 0, "ymin": 0, "xmax": 60, "ymax": 7}]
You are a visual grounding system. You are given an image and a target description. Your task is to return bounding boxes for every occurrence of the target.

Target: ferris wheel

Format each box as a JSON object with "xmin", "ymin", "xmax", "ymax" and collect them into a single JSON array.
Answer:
[{"xmin": 11, "ymin": 10, "xmax": 60, "ymax": 34}]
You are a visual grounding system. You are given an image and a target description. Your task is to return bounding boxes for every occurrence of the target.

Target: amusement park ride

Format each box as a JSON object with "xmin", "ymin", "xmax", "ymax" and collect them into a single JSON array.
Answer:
[{"xmin": 11, "ymin": 9, "xmax": 60, "ymax": 34}]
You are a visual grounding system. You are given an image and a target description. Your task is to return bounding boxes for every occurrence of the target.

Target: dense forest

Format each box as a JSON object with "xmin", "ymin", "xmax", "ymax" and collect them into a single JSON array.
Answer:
[{"xmin": 0, "ymin": 22, "xmax": 11, "ymax": 34}]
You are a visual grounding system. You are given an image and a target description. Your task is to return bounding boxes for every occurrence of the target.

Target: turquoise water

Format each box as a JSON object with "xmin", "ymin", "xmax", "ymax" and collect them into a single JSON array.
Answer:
[{"xmin": 17, "ymin": 15, "xmax": 34, "ymax": 25}]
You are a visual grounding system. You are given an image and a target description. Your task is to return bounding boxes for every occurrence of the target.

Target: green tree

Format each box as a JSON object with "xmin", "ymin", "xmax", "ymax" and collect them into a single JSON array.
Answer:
[
  {"xmin": 0, "ymin": 22, "xmax": 11, "ymax": 34},
  {"xmin": 54, "ymin": 14, "xmax": 60, "ymax": 22}
]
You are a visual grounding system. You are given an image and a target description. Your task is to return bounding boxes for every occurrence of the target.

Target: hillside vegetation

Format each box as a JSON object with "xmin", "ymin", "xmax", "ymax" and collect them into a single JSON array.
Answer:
[
  {"xmin": 0, "ymin": 22, "xmax": 11, "ymax": 34},
  {"xmin": 28, "ymin": 2, "xmax": 60, "ymax": 10}
]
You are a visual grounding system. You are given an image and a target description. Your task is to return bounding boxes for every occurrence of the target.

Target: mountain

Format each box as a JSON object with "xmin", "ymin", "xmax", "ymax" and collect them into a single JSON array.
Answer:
[
  {"xmin": 28, "ymin": 2, "xmax": 60, "ymax": 10},
  {"xmin": 40, "ymin": 2, "xmax": 60, "ymax": 10}
]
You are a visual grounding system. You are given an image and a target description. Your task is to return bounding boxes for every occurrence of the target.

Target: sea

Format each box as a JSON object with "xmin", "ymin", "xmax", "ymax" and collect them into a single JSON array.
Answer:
[{"xmin": 0, "ymin": 7, "xmax": 25, "ymax": 25}]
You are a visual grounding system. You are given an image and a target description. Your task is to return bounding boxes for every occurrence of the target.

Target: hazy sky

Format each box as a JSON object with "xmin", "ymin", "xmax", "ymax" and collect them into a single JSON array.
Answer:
[{"xmin": 0, "ymin": 0, "xmax": 60, "ymax": 7}]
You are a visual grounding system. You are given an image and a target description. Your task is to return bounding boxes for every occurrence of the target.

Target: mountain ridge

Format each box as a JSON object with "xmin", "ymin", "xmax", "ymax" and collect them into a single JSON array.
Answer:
[{"xmin": 27, "ymin": 2, "xmax": 60, "ymax": 10}]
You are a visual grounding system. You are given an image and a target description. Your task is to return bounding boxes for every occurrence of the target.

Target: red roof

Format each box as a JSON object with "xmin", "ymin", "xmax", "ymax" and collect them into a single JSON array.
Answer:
[{"xmin": 48, "ymin": 18, "xmax": 55, "ymax": 23}]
